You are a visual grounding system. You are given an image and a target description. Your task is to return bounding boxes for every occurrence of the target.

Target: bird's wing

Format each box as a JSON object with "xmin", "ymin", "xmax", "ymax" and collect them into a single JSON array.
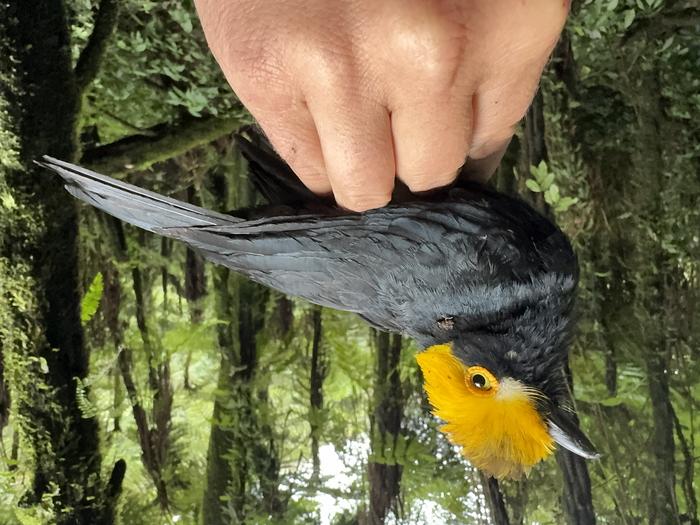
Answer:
[
  {"xmin": 39, "ymin": 157, "xmax": 574, "ymax": 342},
  {"xmin": 36, "ymin": 157, "xmax": 240, "ymax": 232}
]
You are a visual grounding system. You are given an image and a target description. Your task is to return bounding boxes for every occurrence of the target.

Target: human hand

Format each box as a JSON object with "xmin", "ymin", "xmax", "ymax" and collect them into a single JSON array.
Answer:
[{"xmin": 195, "ymin": 0, "xmax": 568, "ymax": 211}]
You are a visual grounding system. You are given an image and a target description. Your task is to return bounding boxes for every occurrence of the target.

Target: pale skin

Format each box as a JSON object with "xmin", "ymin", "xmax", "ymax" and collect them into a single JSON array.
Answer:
[{"xmin": 194, "ymin": 0, "xmax": 569, "ymax": 212}]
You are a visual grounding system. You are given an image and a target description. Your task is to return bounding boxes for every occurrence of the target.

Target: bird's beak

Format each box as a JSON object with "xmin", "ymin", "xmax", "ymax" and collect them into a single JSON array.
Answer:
[{"xmin": 547, "ymin": 407, "xmax": 600, "ymax": 460}]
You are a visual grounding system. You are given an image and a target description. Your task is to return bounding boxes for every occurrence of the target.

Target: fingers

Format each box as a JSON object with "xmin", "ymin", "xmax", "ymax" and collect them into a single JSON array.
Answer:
[
  {"xmin": 194, "ymin": 0, "xmax": 569, "ymax": 212},
  {"xmin": 468, "ymin": 0, "xmax": 568, "ymax": 160},
  {"xmin": 306, "ymin": 90, "xmax": 395, "ymax": 211},
  {"xmin": 390, "ymin": 93, "xmax": 472, "ymax": 192},
  {"xmin": 252, "ymin": 103, "xmax": 331, "ymax": 195},
  {"xmin": 461, "ymin": 138, "xmax": 511, "ymax": 183}
]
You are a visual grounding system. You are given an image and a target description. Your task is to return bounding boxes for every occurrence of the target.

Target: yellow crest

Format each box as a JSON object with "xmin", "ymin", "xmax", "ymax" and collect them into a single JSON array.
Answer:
[{"xmin": 416, "ymin": 344, "xmax": 554, "ymax": 479}]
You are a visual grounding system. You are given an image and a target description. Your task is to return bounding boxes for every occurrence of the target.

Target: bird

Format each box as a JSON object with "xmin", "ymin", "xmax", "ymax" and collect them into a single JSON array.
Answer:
[{"xmin": 37, "ymin": 129, "xmax": 598, "ymax": 479}]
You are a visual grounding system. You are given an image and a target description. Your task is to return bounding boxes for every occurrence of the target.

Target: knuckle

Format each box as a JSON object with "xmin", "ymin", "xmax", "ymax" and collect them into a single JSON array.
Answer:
[
  {"xmin": 336, "ymin": 178, "xmax": 392, "ymax": 211},
  {"xmin": 403, "ymin": 164, "xmax": 460, "ymax": 192},
  {"xmin": 405, "ymin": 175, "xmax": 456, "ymax": 193},
  {"xmin": 299, "ymin": 42, "xmax": 356, "ymax": 93},
  {"xmin": 399, "ymin": 147, "xmax": 464, "ymax": 192},
  {"xmin": 389, "ymin": 16, "xmax": 464, "ymax": 84},
  {"xmin": 339, "ymin": 192, "xmax": 391, "ymax": 212}
]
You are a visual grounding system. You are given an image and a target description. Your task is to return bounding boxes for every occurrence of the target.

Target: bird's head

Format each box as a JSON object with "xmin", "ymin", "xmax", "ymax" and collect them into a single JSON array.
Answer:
[{"xmin": 417, "ymin": 339, "xmax": 598, "ymax": 479}]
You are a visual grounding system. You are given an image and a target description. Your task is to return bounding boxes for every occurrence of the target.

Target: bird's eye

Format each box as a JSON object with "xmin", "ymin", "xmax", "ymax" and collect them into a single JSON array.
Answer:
[
  {"xmin": 472, "ymin": 373, "xmax": 490, "ymax": 390},
  {"xmin": 465, "ymin": 366, "xmax": 498, "ymax": 395}
]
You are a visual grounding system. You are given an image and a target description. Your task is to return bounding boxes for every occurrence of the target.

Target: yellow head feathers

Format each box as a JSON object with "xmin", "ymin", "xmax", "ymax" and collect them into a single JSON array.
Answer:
[{"xmin": 416, "ymin": 344, "xmax": 554, "ymax": 479}]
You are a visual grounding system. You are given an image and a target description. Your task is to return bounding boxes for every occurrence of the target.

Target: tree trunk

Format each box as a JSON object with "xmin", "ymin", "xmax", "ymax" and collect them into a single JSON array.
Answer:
[
  {"xmin": 272, "ymin": 294, "xmax": 294, "ymax": 341},
  {"xmin": 105, "ymin": 217, "xmax": 173, "ymax": 510},
  {"xmin": 201, "ymin": 264, "xmax": 244, "ymax": 525},
  {"xmin": 631, "ymin": 67, "xmax": 680, "ymax": 525},
  {"xmin": 201, "ymin": 160, "xmax": 279, "ymax": 524},
  {"xmin": 0, "ymin": 1, "xmax": 122, "ymax": 522},
  {"xmin": 309, "ymin": 305, "xmax": 327, "ymax": 481},
  {"xmin": 82, "ymin": 114, "xmax": 244, "ymax": 175},
  {"xmin": 367, "ymin": 331, "xmax": 404, "ymax": 524},
  {"xmin": 554, "ymin": 363, "xmax": 596, "ymax": 525},
  {"xmin": 523, "ymin": 89, "xmax": 552, "ymax": 216},
  {"xmin": 201, "ymin": 264, "xmax": 274, "ymax": 524},
  {"xmin": 553, "ymin": 30, "xmax": 648, "ymax": 524},
  {"xmin": 118, "ymin": 347, "xmax": 170, "ymax": 510},
  {"xmin": 183, "ymin": 185, "xmax": 207, "ymax": 390},
  {"xmin": 479, "ymin": 473, "xmax": 510, "ymax": 525}
]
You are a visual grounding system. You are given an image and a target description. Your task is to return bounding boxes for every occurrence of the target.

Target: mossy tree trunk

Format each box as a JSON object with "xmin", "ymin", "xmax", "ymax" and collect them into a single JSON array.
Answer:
[
  {"xmin": 0, "ymin": 0, "xmax": 123, "ymax": 523},
  {"xmin": 630, "ymin": 66, "xmax": 680, "ymax": 525},
  {"xmin": 201, "ymin": 157, "xmax": 279, "ymax": 524}
]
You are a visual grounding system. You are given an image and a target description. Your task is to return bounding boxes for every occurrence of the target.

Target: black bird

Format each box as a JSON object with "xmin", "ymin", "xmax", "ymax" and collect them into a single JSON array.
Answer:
[{"xmin": 38, "ymin": 130, "xmax": 598, "ymax": 478}]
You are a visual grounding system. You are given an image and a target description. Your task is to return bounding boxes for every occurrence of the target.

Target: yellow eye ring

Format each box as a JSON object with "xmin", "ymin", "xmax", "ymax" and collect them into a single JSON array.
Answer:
[{"xmin": 465, "ymin": 366, "xmax": 499, "ymax": 396}]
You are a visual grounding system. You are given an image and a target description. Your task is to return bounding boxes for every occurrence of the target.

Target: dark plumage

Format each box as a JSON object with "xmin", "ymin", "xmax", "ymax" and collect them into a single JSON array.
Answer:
[{"xmin": 37, "ymin": 129, "xmax": 598, "ymax": 475}]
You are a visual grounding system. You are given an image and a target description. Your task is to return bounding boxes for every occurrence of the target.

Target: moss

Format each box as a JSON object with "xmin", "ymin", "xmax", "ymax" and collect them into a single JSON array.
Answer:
[
  {"xmin": 0, "ymin": 1, "xmax": 122, "ymax": 523},
  {"xmin": 82, "ymin": 114, "xmax": 245, "ymax": 174}
]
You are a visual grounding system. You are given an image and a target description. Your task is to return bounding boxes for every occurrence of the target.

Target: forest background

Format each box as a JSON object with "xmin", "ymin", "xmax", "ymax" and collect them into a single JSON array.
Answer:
[{"xmin": 0, "ymin": 0, "xmax": 698, "ymax": 524}]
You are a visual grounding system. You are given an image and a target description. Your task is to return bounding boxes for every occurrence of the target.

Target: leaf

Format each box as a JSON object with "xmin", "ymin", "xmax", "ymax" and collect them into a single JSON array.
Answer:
[
  {"xmin": 14, "ymin": 509, "xmax": 43, "ymax": 525},
  {"xmin": 622, "ymin": 9, "xmax": 635, "ymax": 29},
  {"xmin": 542, "ymin": 172, "xmax": 555, "ymax": 191},
  {"xmin": 526, "ymin": 179, "xmax": 542, "ymax": 193},
  {"xmin": 81, "ymin": 272, "xmax": 104, "ymax": 324},
  {"xmin": 171, "ymin": 9, "xmax": 193, "ymax": 33},
  {"xmin": 0, "ymin": 191, "xmax": 16, "ymax": 210},
  {"xmin": 555, "ymin": 196, "xmax": 579, "ymax": 212},
  {"xmin": 660, "ymin": 36, "xmax": 674, "ymax": 52},
  {"xmin": 529, "ymin": 160, "xmax": 549, "ymax": 183},
  {"xmin": 75, "ymin": 378, "xmax": 98, "ymax": 419},
  {"xmin": 599, "ymin": 396, "xmax": 624, "ymax": 407},
  {"xmin": 544, "ymin": 184, "xmax": 560, "ymax": 205},
  {"xmin": 550, "ymin": 184, "xmax": 560, "ymax": 200},
  {"xmin": 544, "ymin": 189, "xmax": 554, "ymax": 205}
]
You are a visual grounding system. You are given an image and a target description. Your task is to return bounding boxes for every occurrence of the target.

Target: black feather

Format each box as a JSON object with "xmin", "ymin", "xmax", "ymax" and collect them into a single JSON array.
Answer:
[
  {"xmin": 37, "ymin": 141, "xmax": 580, "ymax": 417},
  {"xmin": 235, "ymin": 126, "xmax": 324, "ymax": 206}
]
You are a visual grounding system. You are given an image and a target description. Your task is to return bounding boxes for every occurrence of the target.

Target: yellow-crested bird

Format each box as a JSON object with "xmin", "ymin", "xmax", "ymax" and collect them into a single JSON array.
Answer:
[{"xmin": 38, "ymin": 129, "xmax": 598, "ymax": 479}]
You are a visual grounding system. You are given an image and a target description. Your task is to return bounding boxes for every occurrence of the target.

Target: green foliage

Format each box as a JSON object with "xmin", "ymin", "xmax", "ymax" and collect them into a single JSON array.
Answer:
[
  {"xmin": 81, "ymin": 271, "xmax": 104, "ymax": 323},
  {"xmin": 71, "ymin": 0, "xmax": 239, "ymax": 145},
  {"xmin": 526, "ymin": 161, "xmax": 579, "ymax": 212},
  {"xmin": 1, "ymin": 53, "xmax": 60, "ymax": 521}
]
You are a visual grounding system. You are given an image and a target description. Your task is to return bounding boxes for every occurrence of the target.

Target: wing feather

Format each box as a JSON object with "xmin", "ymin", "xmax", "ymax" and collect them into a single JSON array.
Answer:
[{"xmin": 37, "ymin": 156, "xmax": 575, "ymax": 341}]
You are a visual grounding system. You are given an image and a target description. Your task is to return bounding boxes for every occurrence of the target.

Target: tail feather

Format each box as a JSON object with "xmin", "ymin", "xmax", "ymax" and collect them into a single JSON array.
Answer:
[{"xmin": 37, "ymin": 156, "xmax": 240, "ymax": 232}]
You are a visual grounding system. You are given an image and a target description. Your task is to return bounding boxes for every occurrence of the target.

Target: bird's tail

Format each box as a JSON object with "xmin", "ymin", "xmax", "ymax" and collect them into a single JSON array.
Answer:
[{"xmin": 36, "ymin": 156, "xmax": 241, "ymax": 232}]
